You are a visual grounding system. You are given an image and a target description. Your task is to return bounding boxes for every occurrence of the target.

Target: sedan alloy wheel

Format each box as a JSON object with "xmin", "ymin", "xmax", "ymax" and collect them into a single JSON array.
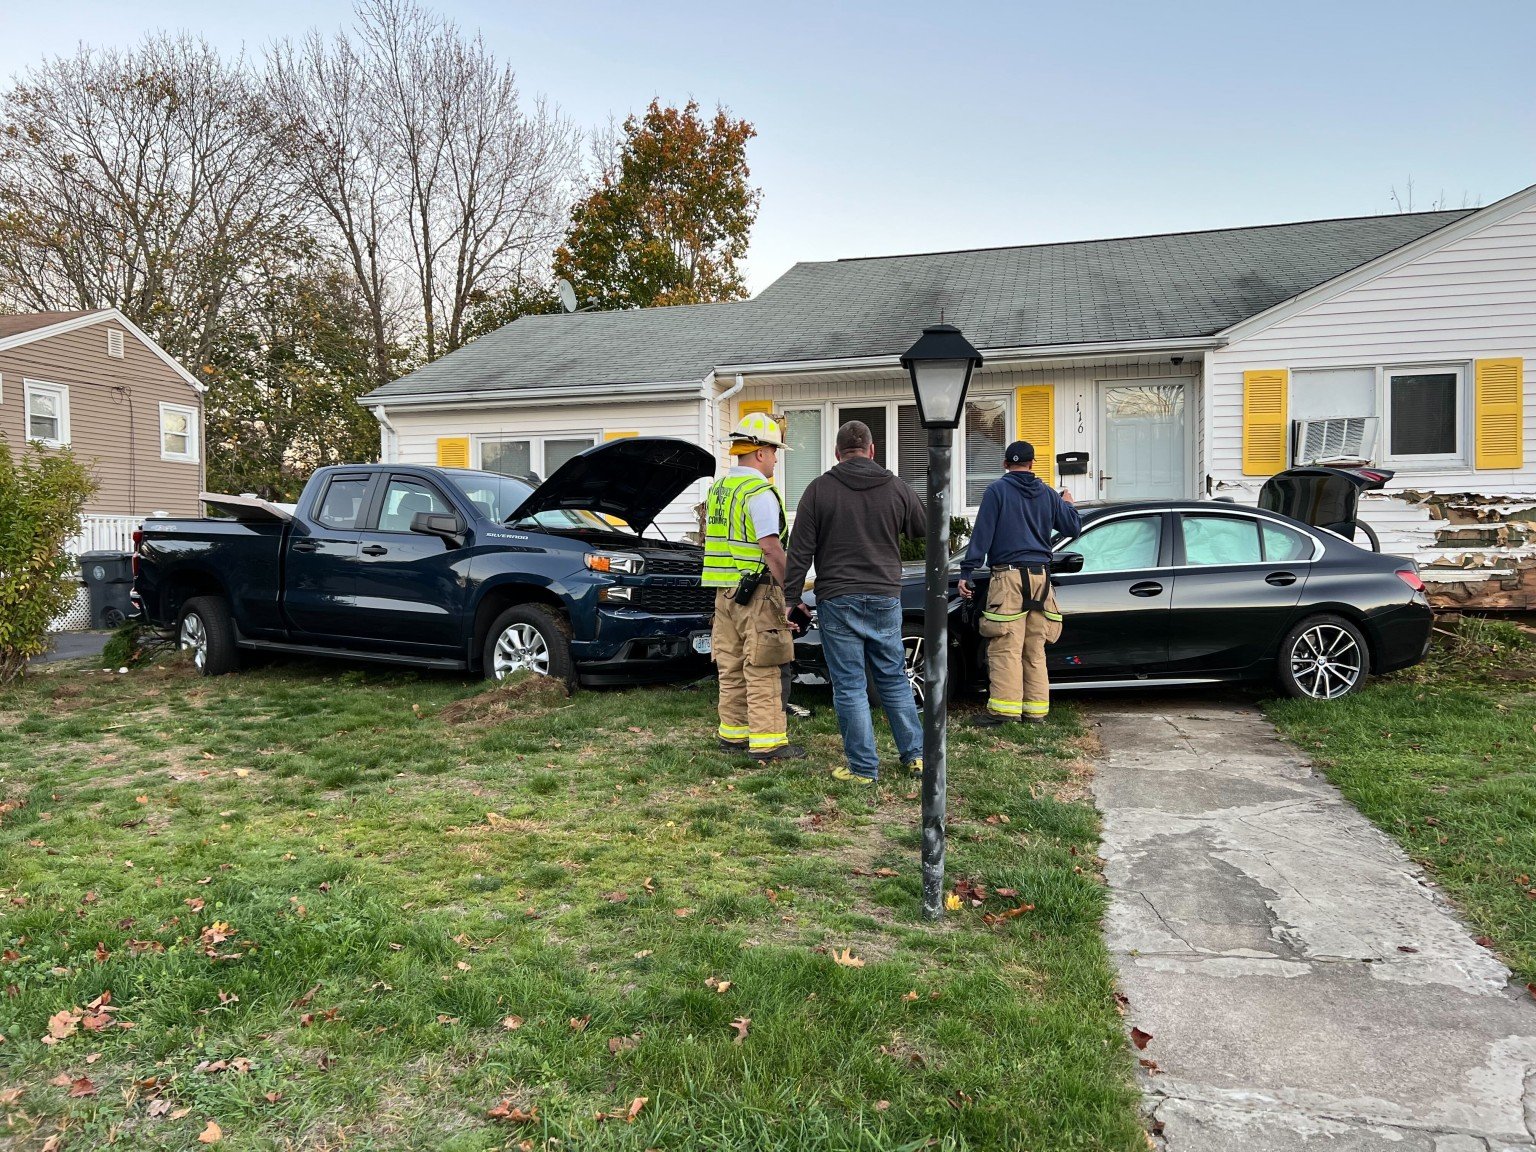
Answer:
[{"xmin": 1287, "ymin": 621, "xmax": 1364, "ymax": 700}]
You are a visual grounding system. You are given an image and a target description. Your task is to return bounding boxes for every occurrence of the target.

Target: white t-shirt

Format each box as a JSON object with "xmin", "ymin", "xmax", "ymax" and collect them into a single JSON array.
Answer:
[{"xmin": 729, "ymin": 465, "xmax": 783, "ymax": 542}]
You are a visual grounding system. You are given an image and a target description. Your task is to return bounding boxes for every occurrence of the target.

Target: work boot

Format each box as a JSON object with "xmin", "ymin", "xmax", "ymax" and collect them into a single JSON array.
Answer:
[
  {"xmin": 1019, "ymin": 715, "xmax": 1047, "ymax": 726},
  {"xmin": 750, "ymin": 743, "xmax": 808, "ymax": 763},
  {"xmin": 831, "ymin": 765, "xmax": 876, "ymax": 786},
  {"xmin": 967, "ymin": 712, "xmax": 1012, "ymax": 729},
  {"xmin": 717, "ymin": 738, "xmax": 749, "ymax": 753}
]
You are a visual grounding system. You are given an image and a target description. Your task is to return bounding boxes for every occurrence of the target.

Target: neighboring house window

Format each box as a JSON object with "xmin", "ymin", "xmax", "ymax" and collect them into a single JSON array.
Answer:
[
  {"xmin": 478, "ymin": 434, "xmax": 596, "ymax": 480},
  {"xmin": 160, "ymin": 403, "xmax": 199, "ymax": 462},
  {"xmin": 1387, "ymin": 368, "xmax": 1462, "ymax": 462},
  {"xmin": 24, "ymin": 380, "xmax": 70, "ymax": 446},
  {"xmin": 107, "ymin": 329, "xmax": 124, "ymax": 358}
]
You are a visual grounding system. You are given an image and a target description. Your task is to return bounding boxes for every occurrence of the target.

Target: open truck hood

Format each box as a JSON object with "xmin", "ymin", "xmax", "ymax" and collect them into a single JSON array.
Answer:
[{"xmin": 508, "ymin": 437, "xmax": 716, "ymax": 535}]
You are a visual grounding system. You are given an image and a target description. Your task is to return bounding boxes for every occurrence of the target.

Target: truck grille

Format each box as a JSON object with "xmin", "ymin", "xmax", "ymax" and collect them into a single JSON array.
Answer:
[
  {"xmin": 637, "ymin": 586, "xmax": 715, "ymax": 614},
  {"xmin": 645, "ymin": 556, "xmax": 703, "ymax": 577}
]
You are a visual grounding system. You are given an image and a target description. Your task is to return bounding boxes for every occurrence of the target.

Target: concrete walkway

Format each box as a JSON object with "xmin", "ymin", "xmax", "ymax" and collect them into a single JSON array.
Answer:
[{"xmin": 1090, "ymin": 695, "xmax": 1536, "ymax": 1151}]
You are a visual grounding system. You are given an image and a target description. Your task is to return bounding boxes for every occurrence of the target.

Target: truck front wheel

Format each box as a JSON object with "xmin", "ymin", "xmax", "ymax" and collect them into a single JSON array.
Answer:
[
  {"xmin": 179, "ymin": 596, "xmax": 240, "ymax": 676},
  {"xmin": 484, "ymin": 604, "xmax": 574, "ymax": 688}
]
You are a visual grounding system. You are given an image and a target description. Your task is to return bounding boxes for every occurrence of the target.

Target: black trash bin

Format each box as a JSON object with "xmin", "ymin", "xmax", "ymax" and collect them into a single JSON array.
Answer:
[{"xmin": 80, "ymin": 550, "xmax": 134, "ymax": 629}]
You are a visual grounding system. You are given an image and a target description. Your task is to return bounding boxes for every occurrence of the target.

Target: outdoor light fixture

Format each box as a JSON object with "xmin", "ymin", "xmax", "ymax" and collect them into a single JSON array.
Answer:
[
  {"xmin": 901, "ymin": 323, "xmax": 983, "ymax": 429},
  {"xmin": 900, "ymin": 323, "xmax": 984, "ymax": 920}
]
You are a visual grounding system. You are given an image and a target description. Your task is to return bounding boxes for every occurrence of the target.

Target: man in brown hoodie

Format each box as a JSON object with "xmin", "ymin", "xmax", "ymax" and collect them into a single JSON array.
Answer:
[{"xmin": 784, "ymin": 421, "xmax": 926, "ymax": 785}]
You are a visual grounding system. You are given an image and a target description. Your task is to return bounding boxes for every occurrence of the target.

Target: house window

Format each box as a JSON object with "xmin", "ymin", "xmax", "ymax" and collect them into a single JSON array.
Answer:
[
  {"xmin": 160, "ymin": 403, "xmax": 199, "ymax": 462},
  {"xmin": 836, "ymin": 405, "xmax": 888, "ymax": 468},
  {"xmin": 1387, "ymin": 369, "xmax": 1461, "ymax": 460},
  {"xmin": 107, "ymin": 329, "xmax": 124, "ymax": 358},
  {"xmin": 896, "ymin": 404, "xmax": 930, "ymax": 500},
  {"xmin": 24, "ymin": 380, "xmax": 70, "ymax": 446},
  {"xmin": 963, "ymin": 397, "xmax": 1009, "ymax": 507},
  {"xmin": 478, "ymin": 435, "xmax": 596, "ymax": 482},
  {"xmin": 783, "ymin": 408, "xmax": 823, "ymax": 512}
]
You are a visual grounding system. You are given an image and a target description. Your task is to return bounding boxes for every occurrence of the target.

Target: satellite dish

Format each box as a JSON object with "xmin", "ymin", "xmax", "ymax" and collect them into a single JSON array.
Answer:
[{"xmin": 555, "ymin": 277, "xmax": 578, "ymax": 313}]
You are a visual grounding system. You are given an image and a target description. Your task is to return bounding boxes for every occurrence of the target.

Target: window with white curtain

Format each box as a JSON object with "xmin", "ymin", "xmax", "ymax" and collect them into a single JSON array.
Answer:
[
  {"xmin": 159, "ymin": 402, "xmax": 198, "ymax": 462},
  {"xmin": 25, "ymin": 380, "xmax": 70, "ymax": 446},
  {"xmin": 964, "ymin": 397, "xmax": 1008, "ymax": 507},
  {"xmin": 783, "ymin": 409, "xmax": 823, "ymax": 512}
]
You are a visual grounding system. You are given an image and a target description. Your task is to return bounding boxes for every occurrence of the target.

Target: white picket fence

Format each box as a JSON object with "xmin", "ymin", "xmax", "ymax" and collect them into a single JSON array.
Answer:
[{"xmin": 50, "ymin": 514, "xmax": 151, "ymax": 632}]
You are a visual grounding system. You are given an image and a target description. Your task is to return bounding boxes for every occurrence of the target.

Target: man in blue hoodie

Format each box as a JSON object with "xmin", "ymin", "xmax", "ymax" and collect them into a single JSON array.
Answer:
[{"xmin": 958, "ymin": 440, "xmax": 1080, "ymax": 726}]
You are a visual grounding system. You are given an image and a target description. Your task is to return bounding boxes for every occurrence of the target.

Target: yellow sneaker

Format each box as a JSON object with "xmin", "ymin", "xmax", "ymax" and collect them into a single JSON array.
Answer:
[
  {"xmin": 903, "ymin": 757, "xmax": 924, "ymax": 778},
  {"xmin": 831, "ymin": 765, "xmax": 876, "ymax": 786}
]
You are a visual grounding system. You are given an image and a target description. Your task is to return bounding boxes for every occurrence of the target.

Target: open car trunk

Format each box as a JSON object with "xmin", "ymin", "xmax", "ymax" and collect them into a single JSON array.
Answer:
[{"xmin": 1257, "ymin": 465, "xmax": 1394, "ymax": 549}]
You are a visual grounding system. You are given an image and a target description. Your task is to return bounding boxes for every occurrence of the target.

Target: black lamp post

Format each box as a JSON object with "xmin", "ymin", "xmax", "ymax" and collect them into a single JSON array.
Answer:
[{"xmin": 900, "ymin": 323, "xmax": 984, "ymax": 921}]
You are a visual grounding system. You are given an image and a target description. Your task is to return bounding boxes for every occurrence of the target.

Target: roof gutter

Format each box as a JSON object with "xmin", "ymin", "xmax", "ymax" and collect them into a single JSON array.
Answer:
[
  {"xmin": 358, "ymin": 379, "xmax": 701, "ymax": 411},
  {"xmin": 716, "ymin": 336, "xmax": 1226, "ymax": 377}
]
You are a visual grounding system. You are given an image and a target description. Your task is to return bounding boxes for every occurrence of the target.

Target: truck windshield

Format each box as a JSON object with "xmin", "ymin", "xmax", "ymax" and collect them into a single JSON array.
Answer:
[{"xmin": 443, "ymin": 470, "xmax": 535, "ymax": 522}]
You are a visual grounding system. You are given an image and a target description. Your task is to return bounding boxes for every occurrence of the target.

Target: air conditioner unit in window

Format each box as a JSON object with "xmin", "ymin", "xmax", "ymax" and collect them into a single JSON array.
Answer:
[{"xmin": 1292, "ymin": 416, "xmax": 1379, "ymax": 466}]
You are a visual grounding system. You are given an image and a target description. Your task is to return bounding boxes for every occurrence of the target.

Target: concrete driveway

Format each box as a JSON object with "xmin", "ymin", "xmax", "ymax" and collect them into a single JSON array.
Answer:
[
  {"xmin": 1087, "ymin": 691, "xmax": 1536, "ymax": 1151},
  {"xmin": 30, "ymin": 631, "xmax": 112, "ymax": 666}
]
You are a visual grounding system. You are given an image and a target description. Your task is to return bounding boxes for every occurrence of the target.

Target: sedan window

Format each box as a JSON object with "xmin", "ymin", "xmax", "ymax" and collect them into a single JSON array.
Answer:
[
  {"xmin": 1182, "ymin": 514, "xmax": 1261, "ymax": 566},
  {"xmin": 1065, "ymin": 515, "xmax": 1161, "ymax": 573},
  {"xmin": 1261, "ymin": 522, "xmax": 1314, "ymax": 562}
]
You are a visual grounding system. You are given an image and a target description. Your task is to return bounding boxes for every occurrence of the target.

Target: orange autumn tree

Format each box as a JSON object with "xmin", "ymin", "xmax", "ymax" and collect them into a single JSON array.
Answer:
[{"xmin": 554, "ymin": 99, "xmax": 760, "ymax": 311}]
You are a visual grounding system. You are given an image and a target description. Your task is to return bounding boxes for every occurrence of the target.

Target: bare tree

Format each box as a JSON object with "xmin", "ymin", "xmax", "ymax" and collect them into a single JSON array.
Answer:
[
  {"xmin": 352, "ymin": 0, "xmax": 579, "ymax": 361},
  {"xmin": 0, "ymin": 35, "xmax": 298, "ymax": 363},
  {"xmin": 266, "ymin": 28, "xmax": 404, "ymax": 385}
]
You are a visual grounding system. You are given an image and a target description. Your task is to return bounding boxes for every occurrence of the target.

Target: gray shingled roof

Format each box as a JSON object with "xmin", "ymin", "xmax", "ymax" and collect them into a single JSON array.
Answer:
[
  {"xmin": 0, "ymin": 310, "xmax": 100, "ymax": 340},
  {"xmin": 363, "ymin": 210, "xmax": 1472, "ymax": 402}
]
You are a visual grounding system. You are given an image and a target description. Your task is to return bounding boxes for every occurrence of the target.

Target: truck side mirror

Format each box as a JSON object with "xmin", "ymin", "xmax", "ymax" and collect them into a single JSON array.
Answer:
[
  {"xmin": 1050, "ymin": 551, "xmax": 1085, "ymax": 575},
  {"xmin": 411, "ymin": 511, "xmax": 464, "ymax": 546}
]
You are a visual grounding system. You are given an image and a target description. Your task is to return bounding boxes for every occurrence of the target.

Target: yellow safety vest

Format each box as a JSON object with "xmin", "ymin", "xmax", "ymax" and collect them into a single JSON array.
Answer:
[{"xmin": 702, "ymin": 473, "xmax": 786, "ymax": 587}]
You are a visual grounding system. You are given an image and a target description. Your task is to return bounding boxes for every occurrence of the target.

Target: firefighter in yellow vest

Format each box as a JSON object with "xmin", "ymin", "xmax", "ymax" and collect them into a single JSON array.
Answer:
[{"xmin": 704, "ymin": 413, "xmax": 807, "ymax": 762}]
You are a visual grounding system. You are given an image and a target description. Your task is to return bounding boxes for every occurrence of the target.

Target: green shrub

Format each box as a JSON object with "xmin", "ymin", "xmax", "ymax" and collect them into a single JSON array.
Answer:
[{"xmin": 0, "ymin": 438, "xmax": 96, "ymax": 683}]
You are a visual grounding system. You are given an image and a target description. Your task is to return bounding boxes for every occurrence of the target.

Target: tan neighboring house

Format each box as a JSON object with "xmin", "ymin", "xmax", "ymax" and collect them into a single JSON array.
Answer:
[{"xmin": 0, "ymin": 308, "xmax": 205, "ymax": 565}]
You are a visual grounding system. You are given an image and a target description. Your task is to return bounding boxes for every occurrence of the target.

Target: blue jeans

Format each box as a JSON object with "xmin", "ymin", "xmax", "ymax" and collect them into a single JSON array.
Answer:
[{"xmin": 817, "ymin": 595, "xmax": 923, "ymax": 778}]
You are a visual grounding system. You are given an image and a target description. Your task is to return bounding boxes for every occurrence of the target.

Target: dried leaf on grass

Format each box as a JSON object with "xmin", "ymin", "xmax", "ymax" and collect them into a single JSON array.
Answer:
[
  {"xmin": 729, "ymin": 1016, "xmax": 751, "ymax": 1043},
  {"xmin": 832, "ymin": 948, "xmax": 865, "ymax": 969},
  {"xmin": 198, "ymin": 1120, "xmax": 223, "ymax": 1143},
  {"xmin": 487, "ymin": 1100, "xmax": 538, "ymax": 1122}
]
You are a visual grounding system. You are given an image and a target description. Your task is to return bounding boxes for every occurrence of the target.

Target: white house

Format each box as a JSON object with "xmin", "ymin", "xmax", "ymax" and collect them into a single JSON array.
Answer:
[{"xmin": 360, "ymin": 183, "xmax": 1536, "ymax": 608}]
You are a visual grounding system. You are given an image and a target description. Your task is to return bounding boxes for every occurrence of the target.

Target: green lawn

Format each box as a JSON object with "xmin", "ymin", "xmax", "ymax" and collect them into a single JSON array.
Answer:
[
  {"xmin": 1267, "ymin": 619, "xmax": 1536, "ymax": 982},
  {"xmin": 0, "ymin": 651, "xmax": 1144, "ymax": 1151}
]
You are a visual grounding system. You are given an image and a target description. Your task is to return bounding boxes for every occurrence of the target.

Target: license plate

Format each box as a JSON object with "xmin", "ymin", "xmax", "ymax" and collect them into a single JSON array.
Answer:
[{"xmin": 691, "ymin": 632, "xmax": 712, "ymax": 655}]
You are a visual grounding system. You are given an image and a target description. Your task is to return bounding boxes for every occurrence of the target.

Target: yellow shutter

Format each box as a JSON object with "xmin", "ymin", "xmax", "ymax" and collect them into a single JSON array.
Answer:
[
  {"xmin": 1241, "ymin": 369, "xmax": 1289, "ymax": 476},
  {"xmin": 737, "ymin": 399, "xmax": 773, "ymax": 421},
  {"xmin": 1475, "ymin": 358, "xmax": 1524, "ymax": 470},
  {"xmin": 436, "ymin": 436, "xmax": 470, "ymax": 468},
  {"xmin": 1014, "ymin": 386, "xmax": 1054, "ymax": 485},
  {"xmin": 604, "ymin": 430, "xmax": 638, "ymax": 441}
]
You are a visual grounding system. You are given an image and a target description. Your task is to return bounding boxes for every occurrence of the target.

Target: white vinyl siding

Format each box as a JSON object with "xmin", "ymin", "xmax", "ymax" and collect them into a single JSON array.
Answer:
[{"xmin": 1209, "ymin": 201, "xmax": 1536, "ymax": 495}]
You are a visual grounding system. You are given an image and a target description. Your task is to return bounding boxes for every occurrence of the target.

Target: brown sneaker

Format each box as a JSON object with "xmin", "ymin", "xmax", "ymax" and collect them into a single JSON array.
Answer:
[{"xmin": 750, "ymin": 743, "xmax": 808, "ymax": 763}]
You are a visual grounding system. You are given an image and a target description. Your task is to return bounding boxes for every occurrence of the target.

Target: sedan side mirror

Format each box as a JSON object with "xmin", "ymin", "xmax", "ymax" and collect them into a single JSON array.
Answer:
[
  {"xmin": 411, "ymin": 511, "xmax": 464, "ymax": 546},
  {"xmin": 1051, "ymin": 551, "xmax": 1085, "ymax": 575}
]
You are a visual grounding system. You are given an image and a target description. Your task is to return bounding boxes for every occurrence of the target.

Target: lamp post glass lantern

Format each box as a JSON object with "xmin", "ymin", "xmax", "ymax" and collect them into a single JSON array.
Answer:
[{"xmin": 900, "ymin": 324, "xmax": 983, "ymax": 920}]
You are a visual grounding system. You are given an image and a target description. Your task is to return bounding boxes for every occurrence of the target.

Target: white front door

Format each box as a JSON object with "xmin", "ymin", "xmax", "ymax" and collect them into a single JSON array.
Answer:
[{"xmin": 1099, "ymin": 380, "xmax": 1190, "ymax": 501}]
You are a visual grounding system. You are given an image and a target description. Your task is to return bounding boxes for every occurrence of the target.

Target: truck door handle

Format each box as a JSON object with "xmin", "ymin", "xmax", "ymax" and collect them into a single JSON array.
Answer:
[
  {"xmin": 1265, "ymin": 571, "xmax": 1297, "ymax": 587},
  {"xmin": 1129, "ymin": 581, "xmax": 1163, "ymax": 597},
  {"xmin": 291, "ymin": 540, "xmax": 319, "ymax": 553},
  {"xmin": 361, "ymin": 545, "xmax": 389, "ymax": 556}
]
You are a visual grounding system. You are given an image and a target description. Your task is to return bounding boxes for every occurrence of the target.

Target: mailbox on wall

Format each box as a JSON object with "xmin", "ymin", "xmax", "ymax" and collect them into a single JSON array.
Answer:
[{"xmin": 1056, "ymin": 451, "xmax": 1089, "ymax": 477}]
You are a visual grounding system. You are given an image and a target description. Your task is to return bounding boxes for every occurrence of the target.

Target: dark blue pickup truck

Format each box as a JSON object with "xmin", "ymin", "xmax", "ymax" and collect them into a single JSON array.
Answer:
[{"xmin": 131, "ymin": 438, "xmax": 717, "ymax": 687}]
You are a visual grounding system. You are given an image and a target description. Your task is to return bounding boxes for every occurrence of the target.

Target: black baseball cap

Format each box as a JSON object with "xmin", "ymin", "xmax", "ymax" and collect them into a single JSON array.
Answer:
[{"xmin": 1004, "ymin": 440, "xmax": 1035, "ymax": 464}]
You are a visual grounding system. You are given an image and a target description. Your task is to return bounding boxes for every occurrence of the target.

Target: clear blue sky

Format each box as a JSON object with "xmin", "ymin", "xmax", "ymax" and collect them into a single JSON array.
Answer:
[{"xmin": 3, "ymin": 0, "xmax": 1532, "ymax": 294}]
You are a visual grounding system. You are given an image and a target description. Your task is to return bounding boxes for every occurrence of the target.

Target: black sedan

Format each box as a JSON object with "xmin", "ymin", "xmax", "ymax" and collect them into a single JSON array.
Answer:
[{"xmin": 793, "ymin": 500, "xmax": 1433, "ymax": 703}]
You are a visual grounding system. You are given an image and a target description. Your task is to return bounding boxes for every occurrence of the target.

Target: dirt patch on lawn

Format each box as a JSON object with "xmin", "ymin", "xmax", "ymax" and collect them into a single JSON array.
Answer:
[{"xmin": 436, "ymin": 675, "xmax": 570, "ymax": 727}]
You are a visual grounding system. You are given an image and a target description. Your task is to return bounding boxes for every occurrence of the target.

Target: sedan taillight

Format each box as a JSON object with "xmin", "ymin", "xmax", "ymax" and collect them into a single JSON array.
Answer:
[{"xmin": 1395, "ymin": 568, "xmax": 1425, "ymax": 592}]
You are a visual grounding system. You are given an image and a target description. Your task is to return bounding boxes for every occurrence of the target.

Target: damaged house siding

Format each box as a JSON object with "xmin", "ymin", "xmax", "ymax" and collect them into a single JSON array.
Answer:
[{"xmin": 1207, "ymin": 201, "xmax": 1536, "ymax": 608}]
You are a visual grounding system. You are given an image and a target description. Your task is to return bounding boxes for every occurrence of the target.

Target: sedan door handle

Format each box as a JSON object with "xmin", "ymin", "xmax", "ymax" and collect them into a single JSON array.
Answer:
[
  {"xmin": 1265, "ymin": 571, "xmax": 1297, "ymax": 587},
  {"xmin": 361, "ymin": 545, "xmax": 389, "ymax": 556},
  {"xmin": 291, "ymin": 540, "xmax": 319, "ymax": 553},
  {"xmin": 1128, "ymin": 581, "xmax": 1163, "ymax": 598}
]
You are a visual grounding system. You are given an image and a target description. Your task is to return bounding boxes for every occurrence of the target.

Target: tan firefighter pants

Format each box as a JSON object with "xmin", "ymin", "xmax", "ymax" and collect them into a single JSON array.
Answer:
[
  {"xmin": 712, "ymin": 583, "xmax": 795, "ymax": 752},
  {"xmin": 978, "ymin": 568, "xmax": 1063, "ymax": 721}
]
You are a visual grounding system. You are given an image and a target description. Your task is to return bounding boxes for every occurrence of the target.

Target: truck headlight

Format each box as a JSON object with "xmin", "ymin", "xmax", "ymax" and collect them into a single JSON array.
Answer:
[
  {"xmin": 585, "ymin": 551, "xmax": 645, "ymax": 575},
  {"xmin": 599, "ymin": 586, "xmax": 635, "ymax": 603}
]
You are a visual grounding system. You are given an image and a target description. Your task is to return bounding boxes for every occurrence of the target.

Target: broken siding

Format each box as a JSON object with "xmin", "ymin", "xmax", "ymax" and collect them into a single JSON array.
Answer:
[
  {"xmin": 387, "ymin": 397, "xmax": 710, "ymax": 541},
  {"xmin": 0, "ymin": 320, "xmax": 203, "ymax": 516}
]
